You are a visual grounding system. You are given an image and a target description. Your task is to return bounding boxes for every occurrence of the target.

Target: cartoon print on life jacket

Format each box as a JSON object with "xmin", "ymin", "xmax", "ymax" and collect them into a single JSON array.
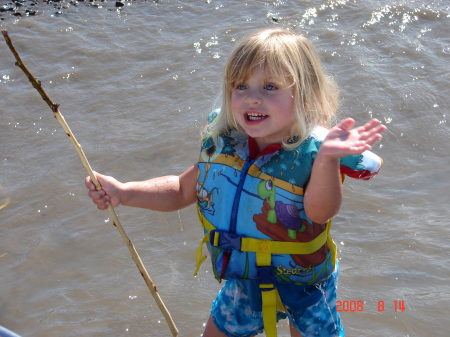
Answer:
[
  {"xmin": 201, "ymin": 134, "xmax": 238, "ymax": 161},
  {"xmin": 198, "ymin": 133, "xmax": 262, "ymax": 217},
  {"xmin": 199, "ymin": 130, "xmax": 331, "ymax": 271},
  {"xmin": 197, "ymin": 134, "xmax": 244, "ymax": 215},
  {"xmin": 257, "ymin": 179, "xmax": 306, "ymax": 239},
  {"xmin": 258, "ymin": 146, "xmax": 315, "ymax": 191},
  {"xmin": 197, "ymin": 137, "xmax": 222, "ymax": 215},
  {"xmin": 254, "ymin": 178, "xmax": 329, "ymax": 268},
  {"xmin": 196, "ymin": 182, "xmax": 219, "ymax": 215}
]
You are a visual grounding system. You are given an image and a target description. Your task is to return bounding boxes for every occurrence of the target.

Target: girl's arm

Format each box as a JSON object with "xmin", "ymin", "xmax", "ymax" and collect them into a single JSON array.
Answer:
[
  {"xmin": 304, "ymin": 153, "xmax": 342, "ymax": 224},
  {"xmin": 304, "ymin": 118, "xmax": 386, "ymax": 224},
  {"xmin": 85, "ymin": 164, "xmax": 198, "ymax": 212}
]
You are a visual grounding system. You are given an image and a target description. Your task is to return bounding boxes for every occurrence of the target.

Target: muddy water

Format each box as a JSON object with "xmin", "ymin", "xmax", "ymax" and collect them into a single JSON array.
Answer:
[{"xmin": 1, "ymin": 1, "xmax": 449, "ymax": 336}]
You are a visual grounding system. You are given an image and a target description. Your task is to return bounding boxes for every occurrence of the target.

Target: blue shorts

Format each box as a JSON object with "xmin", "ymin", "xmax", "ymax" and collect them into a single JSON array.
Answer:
[{"xmin": 211, "ymin": 263, "xmax": 344, "ymax": 337}]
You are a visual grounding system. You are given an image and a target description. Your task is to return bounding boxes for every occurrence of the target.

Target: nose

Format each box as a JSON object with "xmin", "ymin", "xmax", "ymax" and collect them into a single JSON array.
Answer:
[{"xmin": 245, "ymin": 88, "xmax": 263, "ymax": 105}]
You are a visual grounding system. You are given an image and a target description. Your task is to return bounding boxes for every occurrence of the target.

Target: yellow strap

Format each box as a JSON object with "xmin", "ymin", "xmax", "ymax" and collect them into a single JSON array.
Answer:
[
  {"xmin": 275, "ymin": 288, "xmax": 285, "ymax": 312},
  {"xmin": 197, "ymin": 203, "xmax": 332, "ymax": 256},
  {"xmin": 213, "ymin": 231, "xmax": 220, "ymax": 247},
  {"xmin": 253, "ymin": 221, "xmax": 333, "ymax": 337},
  {"xmin": 193, "ymin": 233, "xmax": 209, "ymax": 276},
  {"xmin": 326, "ymin": 219, "xmax": 337, "ymax": 269},
  {"xmin": 199, "ymin": 155, "xmax": 304, "ymax": 196},
  {"xmin": 194, "ymin": 206, "xmax": 217, "ymax": 276},
  {"xmin": 257, "ymin": 250, "xmax": 277, "ymax": 337},
  {"xmin": 256, "ymin": 251, "xmax": 272, "ymax": 267},
  {"xmin": 197, "ymin": 206, "xmax": 216, "ymax": 233},
  {"xmin": 241, "ymin": 222, "xmax": 329, "ymax": 256},
  {"xmin": 195, "ymin": 207, "xmax": 336, "ymax": 337},
  {"xmin": 261, "ymin": 288, "xmax": 278, "ymax": 337},
  {"xmin": 194, "ymin": 206, "xmax": 335, "ymax": 276}
]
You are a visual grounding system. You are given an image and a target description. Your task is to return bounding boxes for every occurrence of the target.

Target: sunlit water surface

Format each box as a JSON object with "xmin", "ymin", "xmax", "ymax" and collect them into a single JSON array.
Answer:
[{"xmin": 1, "ymin": 1, "xmax": 449, "ymax": 336}]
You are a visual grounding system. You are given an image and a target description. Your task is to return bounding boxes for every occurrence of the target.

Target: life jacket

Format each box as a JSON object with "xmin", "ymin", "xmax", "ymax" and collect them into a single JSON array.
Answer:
[{"xmin": 194, "ymin": 110, "xmax": 383, "ymax": 336}]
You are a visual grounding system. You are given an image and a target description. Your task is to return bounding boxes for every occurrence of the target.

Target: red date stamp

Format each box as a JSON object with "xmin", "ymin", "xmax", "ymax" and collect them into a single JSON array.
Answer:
[{"xmin": 336, "ymin": 300, "xmax": 406, "ymax": 312}]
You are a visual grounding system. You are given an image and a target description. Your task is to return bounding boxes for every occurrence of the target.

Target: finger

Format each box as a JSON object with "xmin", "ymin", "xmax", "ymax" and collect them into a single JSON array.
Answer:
[
  {"xmin": 363, "ymin": 119, "xmax": 388, "ymax": 133},
  {"xmin": 365, "ymin": 123, "xmax": 387, "ymax": 140},
  {"xmin": 88, "ymin": 189, "xmax": 107, "ymax": 200},
  {"xmin": 352, "ymin": 119, "xmax": 377, "ymax": 134},
  {"xmin": 374, "ymin": 123, "xmax": 388, "ymax": 134},
  {"xmin": 352, "ymin": 140, "xmax": 372, "ymax": 151},
  {"xmin": 92, "ymin": 195, "xmax": 110, "ymax": 210},
  {"xmin": 85, "ymin": 176, "xmax": 96, "ymax": 190},
  {"xmin": 97, "ymin": 202, "xmax": 109, "ymax": 211},
  {"xmin": 336, "ymin": 118, "xmax": 355, "ymax": 131},
  {"xmin": 357, "ymin": 120, "xmax": 387, "ymax": 139},
  {"xmin": 365, "ymin": 133, "xmax": 384, "ymax": 146},
  {"xmin": 91, "ymin": 171, "xmax": 105, "ymax": 191},
  {"xmin": 359, "ymin": 127, "xmax": 385, "ymax": 146}
]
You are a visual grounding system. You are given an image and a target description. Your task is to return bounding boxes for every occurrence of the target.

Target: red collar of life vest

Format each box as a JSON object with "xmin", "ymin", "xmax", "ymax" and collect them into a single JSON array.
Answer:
[{"xmin": 248, "ymin": 136, "xmax": 282, "ymax": 159}]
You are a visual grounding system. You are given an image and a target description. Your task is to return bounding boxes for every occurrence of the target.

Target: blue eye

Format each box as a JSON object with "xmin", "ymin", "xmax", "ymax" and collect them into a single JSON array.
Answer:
[
  {"xmin": 264, "ymin": 84, "xmax": 276, "ymax": 90},
  {"xmin": 236, "ymin": 84, "xmax": 247, "ymax": 90}
]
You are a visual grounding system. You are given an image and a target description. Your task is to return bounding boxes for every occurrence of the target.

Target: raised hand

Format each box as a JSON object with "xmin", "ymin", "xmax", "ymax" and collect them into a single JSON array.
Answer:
[{"xmin": 320, "ymin": 118, "xmax": 387, "ymax": 159}]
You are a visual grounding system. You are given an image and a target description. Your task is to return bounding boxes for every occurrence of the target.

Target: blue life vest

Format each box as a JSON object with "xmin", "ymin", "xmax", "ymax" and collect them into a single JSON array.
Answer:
[{"xmin": 194, "ymin": 110, "xmax": 383, "ymax": 286}]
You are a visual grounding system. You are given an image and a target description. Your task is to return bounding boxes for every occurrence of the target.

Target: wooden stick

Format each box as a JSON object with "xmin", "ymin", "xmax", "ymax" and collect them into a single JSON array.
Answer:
[{"xmin": 2, "ymin": 30, "xmax": 179, "ymax": 337}]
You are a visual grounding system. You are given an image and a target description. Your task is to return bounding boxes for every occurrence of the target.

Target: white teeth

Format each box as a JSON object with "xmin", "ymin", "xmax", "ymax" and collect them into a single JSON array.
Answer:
[{"xmin": 247, "ymin": 113, "xmax": 267, "ymax": 120}]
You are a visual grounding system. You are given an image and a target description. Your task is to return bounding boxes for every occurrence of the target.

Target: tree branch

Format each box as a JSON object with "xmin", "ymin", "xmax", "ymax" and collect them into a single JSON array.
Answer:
[{"xmin": 2, "ymin": 29, "xmax": 178, "ymax": 337}]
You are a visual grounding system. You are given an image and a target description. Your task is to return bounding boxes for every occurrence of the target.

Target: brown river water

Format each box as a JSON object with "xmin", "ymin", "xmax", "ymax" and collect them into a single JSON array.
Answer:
[{"xmin": 1, "ymin": 1, "xmax": 449, "ymax": 336}]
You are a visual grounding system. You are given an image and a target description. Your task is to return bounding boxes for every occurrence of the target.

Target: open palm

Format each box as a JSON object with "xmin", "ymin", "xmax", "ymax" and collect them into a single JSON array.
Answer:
[{"xmin": 320, "ymin": 118, "xmax": 387, "ymax": 158}]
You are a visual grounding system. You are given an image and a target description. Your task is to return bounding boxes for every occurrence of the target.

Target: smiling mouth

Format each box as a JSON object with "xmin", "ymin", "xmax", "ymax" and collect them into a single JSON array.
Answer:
[{"xmin": 246, "ymin": 113, "xmax": 268, "ymax": 121}]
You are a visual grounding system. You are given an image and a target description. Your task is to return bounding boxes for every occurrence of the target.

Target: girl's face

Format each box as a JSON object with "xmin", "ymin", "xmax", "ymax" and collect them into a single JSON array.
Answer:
[{"xmin": 231, "ymin": 64, "xmax": 295, "ymax": 150}]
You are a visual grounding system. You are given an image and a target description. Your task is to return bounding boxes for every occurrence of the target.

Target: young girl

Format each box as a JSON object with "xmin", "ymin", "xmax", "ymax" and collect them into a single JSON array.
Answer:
[{"xmin": 86, "ymin": 28, "xmax": 387, "ymax": 337}]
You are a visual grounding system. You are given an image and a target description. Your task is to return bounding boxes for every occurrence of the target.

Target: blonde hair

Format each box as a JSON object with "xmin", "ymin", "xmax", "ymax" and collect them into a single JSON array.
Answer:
[{"xmin": 204, "ymin": 28, "xmax": 339, "ymax": 149}]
